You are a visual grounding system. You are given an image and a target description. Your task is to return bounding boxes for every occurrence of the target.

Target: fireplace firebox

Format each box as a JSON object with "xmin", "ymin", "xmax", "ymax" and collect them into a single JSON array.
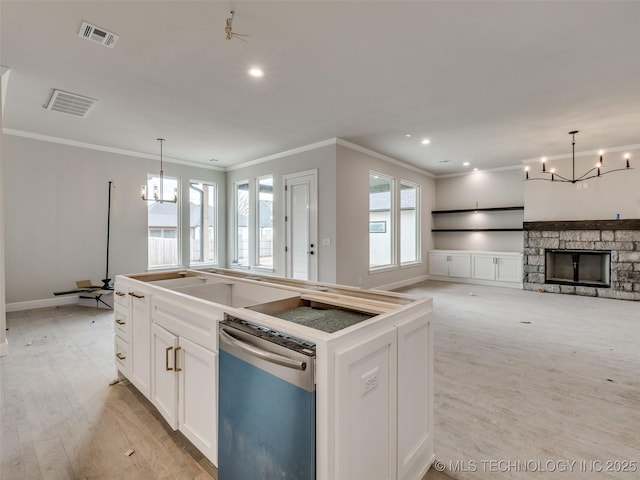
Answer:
[{"xmin": 545, "ymin": 249, "xmax": 611, "ymax": 288}]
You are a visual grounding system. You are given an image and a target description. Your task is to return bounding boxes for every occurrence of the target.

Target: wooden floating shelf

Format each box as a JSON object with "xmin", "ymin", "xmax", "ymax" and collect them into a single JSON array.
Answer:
[
  {"xmin": 432, "ymin": 206, "xmax": 524, "ymax": 214},
  {"xmin": 432, "ymin": 228, "xmax": 524, "ymax": 232}
]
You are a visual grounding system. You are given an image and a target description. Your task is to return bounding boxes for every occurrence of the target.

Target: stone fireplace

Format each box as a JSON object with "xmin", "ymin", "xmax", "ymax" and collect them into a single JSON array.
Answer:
[{"xmin": 523, "ymin": 219, "xmax": 640, "ymax": 300}]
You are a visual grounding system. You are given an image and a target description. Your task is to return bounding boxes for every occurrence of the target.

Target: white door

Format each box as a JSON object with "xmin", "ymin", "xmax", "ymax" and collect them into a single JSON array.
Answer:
[
  {"xmin": 495, "ymin": 255, "xmax": 522, "ymax": 283},
  {"xmin": 151, "ymin": 323, "xmax": 179, "ymax": 429},
  {"xmin": 448, "ymin": 254, "xmax": 471, "ymax": 278},
  {"xmin": 472, "ymin": 255, "xmax": 496, "ymax": 280},
  {"xmin": 428, "ymin": 253, "xmax": 450, "ymax": 277},
  {"xmin": 178, "ymin": 336, "xmax": 218, "ymax": 465},
  {"xmin": 284, "ymin": 170, "xmax": 318, "ymax": 281}
]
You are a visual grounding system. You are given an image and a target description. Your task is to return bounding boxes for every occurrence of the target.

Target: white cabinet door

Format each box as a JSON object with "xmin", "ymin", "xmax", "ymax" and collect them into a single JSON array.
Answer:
[
  {"xmin": 335, "ymin": 327, "xmax": 397, "ymax": 480},
  {"xmin": 151, "ymin": 323, "xmax": 179, "ymax": 429},
  {"xmin": 472, "ymin": 255, "xmax": 496, "ymax": 280},
  {"xmin": 428, "ymin": 253, "xmax": 450, "ymax": 277},
  {"xmin": 496, "ymin": 255, "xmax": 522, "ymax": 283},
  {"xmin": 397, "ymin": 315, "xmax": 432, "ymax": 480},
  {"xmin": 178, "ymin": 336, "xmax": 217, "ymax": 465},
  {"xmin": 130, "ymin": 291, "xmax": 151, "ymax": 397},
  {"xmin": 448, "ymin": 254, "xmax": 471, "ymax": 278}
]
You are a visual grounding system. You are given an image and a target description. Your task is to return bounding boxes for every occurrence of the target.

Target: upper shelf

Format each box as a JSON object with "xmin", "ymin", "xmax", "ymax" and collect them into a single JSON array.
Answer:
[{"xmin": 431, "ymin": 206, "xmax": 524, "ymax": 214}]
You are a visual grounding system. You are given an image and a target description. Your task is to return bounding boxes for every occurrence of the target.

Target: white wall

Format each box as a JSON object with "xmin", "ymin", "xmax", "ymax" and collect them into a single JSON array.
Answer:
[
  {"xmin": 524, "ymin": 147, "xmax": 640, "ymax": 221},
  {"xmin": 226, "ymin": 143, "xmax": 338, "ymax": 283},
  {"xmin": 335, "ymin": 144, "xmax": 435, "ymax": 289},
  {"xmin": 0, "ymin": 69, "xmax": 8, "ymax": 355},
  {"xmin": 434, "ymin": 168, "xmax": 524, "ymax": 252},
  {"xmin": 2, "ymin": 134, "xmax": 225, "ymax": 306}
]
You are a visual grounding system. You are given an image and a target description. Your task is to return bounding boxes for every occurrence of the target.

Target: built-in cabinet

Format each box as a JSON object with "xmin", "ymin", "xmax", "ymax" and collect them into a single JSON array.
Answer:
[
  {"xmin": 427, "ymin": 252, "xmax": 471, "ymax": 278},
  {"xmin": 150, "ymin": 294, "xmax": 221, "ymax": 465},
  {"xmin": 428, "ymin": 250, "xmax": 523, "ymax": 287}
]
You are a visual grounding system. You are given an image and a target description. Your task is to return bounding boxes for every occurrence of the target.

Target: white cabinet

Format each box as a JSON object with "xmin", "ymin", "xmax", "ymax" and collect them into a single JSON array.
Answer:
[
  {"xmin": 150, "ymin": 295, "xmax": 220, "ymax": 466},
  {"xmin": 129, "ymin": 290, "xmax": 151, "ymax": 397},
  {"xmin": 397, "ymin": 315, "xmax": 432, "ymax": 480},
  {"xmin": 332, "ymin": 314, "xmax": 433, "ymax": 480},
  {"xmin": 335, "ymin": 326, "xmax": 397, "ymax": 479},
  {"xmin": 151, "ymin": 323, "xmax": 218, "ymax": 465},
  {"xmin": 472, "ymin": 253, "xmax": 522, "ymax": 283},
  {"xmin": 428, "ymin": 250, "xmax": 522, "ymax": 288},
  {"xmin": 428, "ymin": 251, "xmax": 471, "ymax": 278}
]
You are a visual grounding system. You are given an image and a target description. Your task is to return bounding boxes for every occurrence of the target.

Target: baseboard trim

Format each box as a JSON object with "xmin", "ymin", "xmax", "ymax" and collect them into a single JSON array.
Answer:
[
  {"xmin": 6, "ymin": 295, "xmax": 79, "ymax": 312},
  {"xmin": 427, "ymin": 275, "xmax": 523, "ymax": 289},
  {"xmin": 374, "ymin": 275, "xmax": 430, "ymax": 291}
]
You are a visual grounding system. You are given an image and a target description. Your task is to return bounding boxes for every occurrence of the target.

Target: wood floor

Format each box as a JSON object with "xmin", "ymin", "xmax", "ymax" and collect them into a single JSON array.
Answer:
[{"xmin": 2, "ymin": 281, "xmax": 638, "ymax": 479}]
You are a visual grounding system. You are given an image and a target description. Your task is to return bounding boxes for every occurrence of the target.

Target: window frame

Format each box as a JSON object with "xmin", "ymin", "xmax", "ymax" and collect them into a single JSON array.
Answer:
[
  {"xmin": 399, "ymin": 180, "xmax": 421, "ymax": 267},
  {"xmin": 146, "ymin": 173, "xmax": 181, "ymax": 270},
  {"xmin": 188, "ymin": 180, "xmax": 218, "ymax": 267},
  {"xmin": 232, "ymin": 179, "xmax": 251, "ymax": 268},
  {"xmin": 255, "ymin": 175, "xmax": 274, "ymax": 271},
  {"xmin": 368, "ymin": 172, "xmax": 396, "ymax": 272}
]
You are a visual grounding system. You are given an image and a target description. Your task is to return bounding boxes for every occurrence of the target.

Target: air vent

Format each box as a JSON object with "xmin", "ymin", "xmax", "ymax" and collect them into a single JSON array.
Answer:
[
  {"xmin": 44, "ymin": 89, "xmax": 97, "ymax": 117},
  {"xmin": 78, "ymin": 21, "xmax": 119, "ymax": 48}
]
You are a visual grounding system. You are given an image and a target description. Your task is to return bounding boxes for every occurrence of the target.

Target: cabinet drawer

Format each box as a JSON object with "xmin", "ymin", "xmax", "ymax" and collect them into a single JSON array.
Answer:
[
  {"xmin": 152, "ymin": 295, "xmax": 222, "ymax": 351},
  {"xmin": 114, "ymin": 306, "xmax": 131, "ymax": 341},
  {"xmin": 114, "ymin": 289, "xmax": 129, "ymax": 309},
  {"xmin": 115, "ymin": 336, "xmax": 130, "ymax": 376}
]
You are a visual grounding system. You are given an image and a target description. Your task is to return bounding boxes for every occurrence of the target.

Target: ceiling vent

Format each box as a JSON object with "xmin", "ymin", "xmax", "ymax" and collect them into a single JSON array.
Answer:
[
  {"xmin": 78, "ymin": 21, "xmax": 119, "ymax": 48},
  {"xmin": 44, "ymin": 89, "xmax": 98, "ymax": 117}
]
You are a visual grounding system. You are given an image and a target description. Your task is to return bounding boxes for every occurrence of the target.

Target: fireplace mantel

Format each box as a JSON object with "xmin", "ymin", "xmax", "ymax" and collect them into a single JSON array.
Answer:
[{"xmin": 524, "ymin": 219, "xmax": 640, "ymax": 231}]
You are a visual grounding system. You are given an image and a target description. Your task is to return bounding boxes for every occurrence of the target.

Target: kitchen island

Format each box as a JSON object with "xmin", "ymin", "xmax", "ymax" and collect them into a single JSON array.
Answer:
[{"xmin": 114, "ymin": 268, "xmax": 433, "ymax": 480}]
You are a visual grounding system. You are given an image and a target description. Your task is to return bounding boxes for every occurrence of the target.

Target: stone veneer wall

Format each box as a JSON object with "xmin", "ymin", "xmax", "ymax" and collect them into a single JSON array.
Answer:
[{"xmin": 523, "ymin": 220, "xmax": 640, "ymax": 301}]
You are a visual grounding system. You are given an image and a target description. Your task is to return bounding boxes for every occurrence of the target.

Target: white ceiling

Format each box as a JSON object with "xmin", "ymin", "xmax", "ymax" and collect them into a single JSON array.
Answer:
[{"xmin": 2, "ymin": 1, "xmax": 639, "ymax": 175}]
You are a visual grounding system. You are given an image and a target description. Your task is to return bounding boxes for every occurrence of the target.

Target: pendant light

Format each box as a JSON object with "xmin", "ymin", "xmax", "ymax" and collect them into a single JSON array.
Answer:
[{"xmin": 141, "ymin": 138, "xmax": 178, "ymax": 203}]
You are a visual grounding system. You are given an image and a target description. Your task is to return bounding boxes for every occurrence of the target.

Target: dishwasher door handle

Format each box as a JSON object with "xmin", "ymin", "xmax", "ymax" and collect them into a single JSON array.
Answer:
[{"xmin": 220, "ymin": 328, "xmax": 307, "ymax": 371}]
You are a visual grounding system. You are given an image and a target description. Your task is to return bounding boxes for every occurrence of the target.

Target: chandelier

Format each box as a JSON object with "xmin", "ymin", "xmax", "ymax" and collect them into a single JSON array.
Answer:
[
  {"xmin": 141, "ymin": 138, "xmax": 178, "ymax": 203},
  {"xmin": 525, "ymin": 131, "xmax": 632, "ymax": 183}
]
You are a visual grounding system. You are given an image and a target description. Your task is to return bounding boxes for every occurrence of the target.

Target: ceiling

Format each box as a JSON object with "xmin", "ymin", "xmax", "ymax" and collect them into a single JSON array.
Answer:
[{"xmin": 2, "ymin": 1, "xmax": 639, "ymax": 175}]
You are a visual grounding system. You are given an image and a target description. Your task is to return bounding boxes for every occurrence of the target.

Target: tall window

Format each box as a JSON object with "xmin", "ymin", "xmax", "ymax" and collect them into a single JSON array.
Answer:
[
  {"xmin": 257, "ymin": 176, "xmax": 274, "ymax": 268},
  {"xmin": 369, "ymin": 173, "xmax": 394, "ymax": 269},
  {"xmin": 189, "ymin": 181, "xmax": 217, "ymax": 266},
  {"xmin": 400, "ymin": 181, "xmax": 420, "ymax": 264},
  {"xmin": 147, "ymin": 175, "xmax": 179, "ymax": 268},
  {"xmin": 234, "ymin": 181, "xmax": 250, "ymax": 267}
]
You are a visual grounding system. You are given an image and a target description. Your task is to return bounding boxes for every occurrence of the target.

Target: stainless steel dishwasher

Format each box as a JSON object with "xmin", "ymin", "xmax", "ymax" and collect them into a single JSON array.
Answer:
[{"xmin": 218, "ymin": 316, "xmax": 316, "ymax": 480}]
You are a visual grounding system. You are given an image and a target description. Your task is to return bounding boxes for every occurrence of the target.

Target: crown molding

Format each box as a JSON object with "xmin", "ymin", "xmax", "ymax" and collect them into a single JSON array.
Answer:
[
  {"xmin": 1, "ymin": 128, "xmax": 225, "ymax": 171},
  {"xmin": 335, "ymin": 138, "xmax": 435, "ymax": 177},
  {"xmin": 435, "ymin": 163, "xmax": 523, "ymax": 179},
  {"xmin": 226, "ymin": 138, "xmax": 338, "ymax": 171}
]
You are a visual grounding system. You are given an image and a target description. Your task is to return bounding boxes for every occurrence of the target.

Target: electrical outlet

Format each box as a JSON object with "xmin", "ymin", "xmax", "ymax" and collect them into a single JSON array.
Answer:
[{"xmin": 360, "ymin": 367, "xmax": 379, "ymax": 396}]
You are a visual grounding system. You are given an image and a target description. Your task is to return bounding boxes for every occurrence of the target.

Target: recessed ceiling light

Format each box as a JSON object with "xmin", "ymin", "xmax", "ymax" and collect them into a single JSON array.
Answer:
[
  {"xmin": 405, "ymin": 134, "xmax": 412, "ymax": 138},
  {"xmin": 473, "ymin": 167, "xmax": 478, "ymax": 172},
  {"xmin": 248, "ymin": 67, "xmax": 264, "ymax": 78},
  {"xmin": 421, "ymin": 139, "xmax": 430, "ymax": 145},
  {"xmin": 463, "ymin": 162, "xmax": 470, "ymax": 167}
]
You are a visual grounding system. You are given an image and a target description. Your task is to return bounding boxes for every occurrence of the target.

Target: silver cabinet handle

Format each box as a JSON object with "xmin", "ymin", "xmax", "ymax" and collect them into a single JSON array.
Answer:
[
  {"xmin": 129, "ymin": 292, "xmax": 145, "ymax": 299},
  {"xmin": 115, "ymin": 291, "xmax": 126, "ymax": 297},
  {"xmin": 116, "ymin": 353, "xmax": 126, "ymax": 361},
  {"xmin": 115, "ymin": 319, "xmax": 126, "ymax": 325},
  {"xmin": 220, "ymin": 329, "xmax": 306, "ymax": 371}
]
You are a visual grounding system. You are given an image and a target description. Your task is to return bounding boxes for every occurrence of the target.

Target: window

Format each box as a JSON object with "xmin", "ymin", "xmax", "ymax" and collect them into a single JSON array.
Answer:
[
  {"xmin": 234, "ymin": 181, "xmax": 250, "ymax": 267},
  {"xmin": 147, "ymin": 175, "xmax": 179, "ymax": 268},
  {"xmin": 369, "ymin": 173, "xmax": 394, "ymax": 269},
  {"xmin": 400, "ymin": 181, "xmax": 420, "ymax": 264},
  {"xmin": 189, "ymin": 181, "xmax": 217, "ymax": 266},
  {"xmin": 256, "ymin": 176, "xmax": 274, "ymax": 268}
]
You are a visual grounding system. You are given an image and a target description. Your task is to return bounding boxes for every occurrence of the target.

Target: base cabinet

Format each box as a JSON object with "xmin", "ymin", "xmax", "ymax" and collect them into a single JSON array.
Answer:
[
  {"xmin": 333, "ymin": 314, "xmax": 433, "ymax": 480},
  {"xmin": 429, "ymin": 250, "xmax": 523, "ymax": 287},
  {"xmin": 428, "ymin": 252, "xmax": 471, "ymax": 278},
  {"xmin": 151, "ymin": 324, "xmax": 218, "ymax": 465},
  {"xmin": 130, "ymin": 290, "xmax": 151, "ymax": 397},
  {"xmin": 472, "ymin": 254, "xmax": 522, "ymax": 283}
]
